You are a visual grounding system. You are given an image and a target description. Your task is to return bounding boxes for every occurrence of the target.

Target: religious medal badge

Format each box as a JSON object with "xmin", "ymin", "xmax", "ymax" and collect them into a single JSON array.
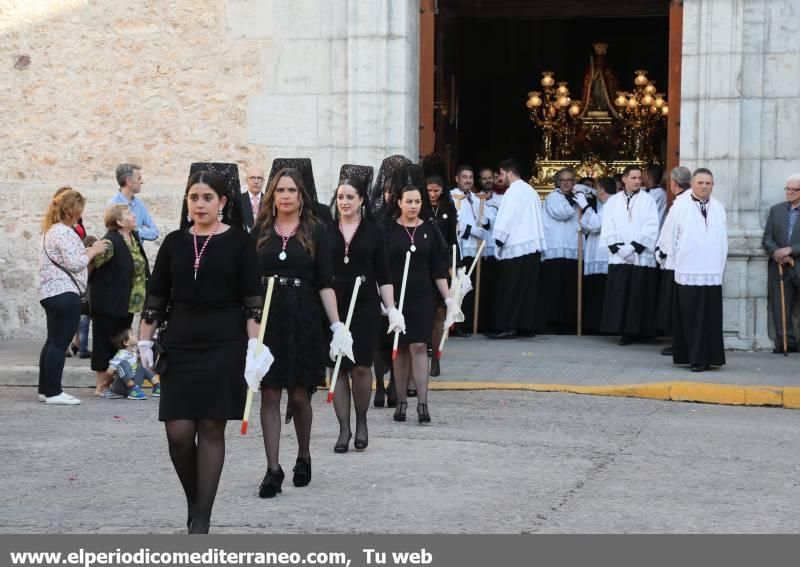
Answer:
[
  {"xmin": 275, "ymin": 220, "xmax": 299, "ymax": 261},
  {"xmin": 404, "ymin": 219, "xmax": 420, "ymax": 253},
  {"xmin": 339, "ymin": 216, "xmax": 361, "ymax": 265}
]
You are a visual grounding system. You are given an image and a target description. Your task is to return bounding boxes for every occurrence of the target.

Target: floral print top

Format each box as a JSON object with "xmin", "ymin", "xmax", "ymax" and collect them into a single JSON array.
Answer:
[{"xmin": 39, "ymin": 224, "xmax": 89, "ymax": 300}]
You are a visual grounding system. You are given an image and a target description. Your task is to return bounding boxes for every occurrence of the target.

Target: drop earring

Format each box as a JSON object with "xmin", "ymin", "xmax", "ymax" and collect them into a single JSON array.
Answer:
[
  {"xmin": 186, "ymin": 212, "xmax": 191, "ymax": 222},
  {"xmin": 217, "ymin": 208, "xmax": 223, "ymax": 221},
  {"xmin": 273, "ymin": 206, "xmax": 277, "ymax": 217}
]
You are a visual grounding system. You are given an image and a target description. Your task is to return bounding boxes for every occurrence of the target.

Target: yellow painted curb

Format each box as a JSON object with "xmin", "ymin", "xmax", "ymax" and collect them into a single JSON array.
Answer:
[{"xmin": 424, "ymin": 381, "xmax": 797, "ymax": 409}]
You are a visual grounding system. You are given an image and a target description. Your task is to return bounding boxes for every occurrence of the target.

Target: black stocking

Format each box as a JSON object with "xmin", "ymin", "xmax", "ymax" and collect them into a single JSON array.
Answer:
[
  {"xmin": 351, "ymin": 366, "xmax": 372, "ymax": 443},
  {"xmin": 289, "ymin": 386, "xmax": 312, "ymax": 459},
  {"xmin": 190, "ymin": 418, "xmax": 226, "ymax": 534},
  {"xmin": 332, "ymin": 369, "xmax": 352, "ymax": 445},
  {"xmin": 165, "ymin": 420, "xmax": 197, "ymax": 531},
  {"xmin": 260, "ymin": 387, "xmax": 282, "ymax": 471}
]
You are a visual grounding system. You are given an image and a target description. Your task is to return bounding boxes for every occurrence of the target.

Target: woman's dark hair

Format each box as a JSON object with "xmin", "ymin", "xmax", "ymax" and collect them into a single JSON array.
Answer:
[
  {"xmin": 180, "ymin": 170, "xmax": 243, "ymax": 230},
  {"xmin": 332, "ymin": 178, "xmax": 372, "ymax": 221},
  {"xmin": 425, "ymin": 175, "xmax": 456, "ymax": 218},
  {"xmin": 255, "ymin": 168, "xmax": 317, "ymax": 256},
  {"xmin": 597, "ymin": 176, "xmax": 617, "ymax": 195},
  {"xmin": 425, "ymin": 175, "xmax": 446, "ymax": 189}
]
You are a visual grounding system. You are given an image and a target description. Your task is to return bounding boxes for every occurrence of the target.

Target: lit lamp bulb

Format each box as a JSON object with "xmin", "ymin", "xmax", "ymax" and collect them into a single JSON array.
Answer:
[
  {"xmin": 641, "ymin": 94, "xmax": 653, "ymax": 106},
  {"xmin": 614, "ymin": 92, "xmax": 627, "ymax": 107},
  {"xmin": 653, "ymin": 95, "xmax": 665, "ymax": 109},
  {"xmin": 557, "ymin": 95, "xmax": 571, "ymax": 107},
  {"xmin": 661, "ymin": 105, "xmax": 669, "ymax": 116},
  {"xmin": 541, "ymin": 71, "xmax": 555, "ymax": 88},
  {"xmin": 634, "ymin": 70, "xmax": 649, "ymax": 86},
  {"xmin": 569, "ymin": 103, "xmax": 581, "ymax": 116},
  {"xmin": 644, "ymin": 83, "xmax": 657, "ymax": 95},
  {"xmin": 627, "ymin": 97, "xmax": 639, "ymax": 109},
  {"xmin": 556, "ymin": 82, "xmax": 569, "ymax": 96},
  {"xmin": 526, "ymin": 92, "xmax": 543, "ymax": 109}
]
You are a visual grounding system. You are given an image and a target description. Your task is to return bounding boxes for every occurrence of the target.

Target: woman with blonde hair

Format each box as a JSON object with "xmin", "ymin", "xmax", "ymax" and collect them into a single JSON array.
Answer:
[
  {"xmin": 39, "ymin": 188, "xmax": 108, "ymax": 405},
  {"xmin": 89, "ymin": 204, "xmax": 152, "ymax": 397}
]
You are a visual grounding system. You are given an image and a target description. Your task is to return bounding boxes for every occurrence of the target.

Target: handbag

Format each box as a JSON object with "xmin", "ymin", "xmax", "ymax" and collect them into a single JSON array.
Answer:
[{"xmin": 42, "ymin": 243, "xmax": 90, "ymax": 315}]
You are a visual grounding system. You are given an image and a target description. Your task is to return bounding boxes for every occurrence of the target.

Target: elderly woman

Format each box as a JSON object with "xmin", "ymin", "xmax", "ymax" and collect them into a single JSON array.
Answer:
[
  {"xmin": 89, "ymin": 204, "xmax": 150, "ymax": 397},
  {"xmin": 39, "ymin": 188, "xmax": 108, "ymax": 405}
]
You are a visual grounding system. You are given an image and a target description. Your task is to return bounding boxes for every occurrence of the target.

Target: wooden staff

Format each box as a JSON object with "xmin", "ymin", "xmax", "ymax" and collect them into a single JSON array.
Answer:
[
  {"xmin": 577, "ymin": 208, "xmax": 584, "ymax": 337},
  {"xmin": 778, "ymin": 257, "xmax": 795, "ymax": 356},
  {"xmin": 472, "ymin": 195, "xmax": 486, "ymax": 335},
  {"xmin": 436, "ymin": 245, "xmax": 459, "ymax": 359},
  {"xmin": 327, "ymin": 276, "xmax": 362, "ymax": 403},
  {"xmin": 241, "ymin": 276, "xmax": 275, "ymax": 435},
  {"xmin": 392, "ymin": 251, "xmax": 412, "ymax": 360}
]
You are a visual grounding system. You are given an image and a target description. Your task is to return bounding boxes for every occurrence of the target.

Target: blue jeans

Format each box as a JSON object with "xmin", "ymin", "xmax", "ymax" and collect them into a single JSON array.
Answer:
[
  {"xmin": 39, "ymin": 292, "xmax": 81, "ymax": 397},
  {"xmin": 78, "ymin": 314, "xmax": 90, "ymax": 355}
]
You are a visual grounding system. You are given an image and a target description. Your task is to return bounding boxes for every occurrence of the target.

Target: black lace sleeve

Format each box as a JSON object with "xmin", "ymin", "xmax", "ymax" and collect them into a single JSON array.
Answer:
[
  {"xmin": 239, "ymin": 232, "xmax": 265, "ymax": 322},
  {"xmin": 142, "ymin": 233, "xmax": 174, "ymax": 323}
]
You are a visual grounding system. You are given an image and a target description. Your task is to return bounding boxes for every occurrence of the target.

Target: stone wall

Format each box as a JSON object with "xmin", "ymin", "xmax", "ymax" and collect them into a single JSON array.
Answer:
[
  {"xmin": 0, "ymin": 0, "xmax": 419, "ymax": 339},
  {"xmin": 681, "ymin": 0, "xmax": 800, "ymax": 349}
]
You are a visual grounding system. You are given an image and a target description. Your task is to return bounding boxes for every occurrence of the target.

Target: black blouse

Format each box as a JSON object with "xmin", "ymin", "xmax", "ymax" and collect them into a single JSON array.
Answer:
[
  {"xmin": 326, "ymin": 218, "xmax": 391, "ymax": 306},
  {"xmin": 384, "ymin": 220, "xmax": 449, "ymax": 301},
  {"xmin": 142, "ymin": 227, "xmax": 263, "ymax": 347},
  {"xmin": 253, "ymin": 222, "xmax": 334, "ymax": 290}
]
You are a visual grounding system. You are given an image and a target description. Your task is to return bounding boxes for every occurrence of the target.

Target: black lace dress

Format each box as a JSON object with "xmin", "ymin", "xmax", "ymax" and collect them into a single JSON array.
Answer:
[
  {"xmin": 385, "ymin": 221, "xmax": 449, "ymax": 345},
  {"xmin": 253, "ymin": 223, "xmax": 333, "ymax": 390},
  {"xmin": 142, "ymin": 227, "xmax": 263, "ymax": 422},
  {"xmin": 325, "ymin": 218, "xmax": 391, "ymax": 368}
]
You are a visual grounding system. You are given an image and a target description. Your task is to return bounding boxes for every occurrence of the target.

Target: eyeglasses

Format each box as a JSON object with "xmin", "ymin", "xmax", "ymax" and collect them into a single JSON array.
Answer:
[
  {"xmin": 785, "ymin": 187, "xmax": 800, "ymax": 193},
  {"xmin": 248, "ymin": 176, "xmax": 264, "ymax": 181}
]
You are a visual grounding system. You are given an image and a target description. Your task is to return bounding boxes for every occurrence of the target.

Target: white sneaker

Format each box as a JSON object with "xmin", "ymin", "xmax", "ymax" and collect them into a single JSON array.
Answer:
[
  {"xmin": 38, "ymin": 394, "xmax": 46, "ymax": 402},
  {"xmin": 45, "ymin": 393, "xmax": 81, "ymax": 405},
  {"xmin": 61, "ymin": 391, "xmax": 78, "ymax": 400}
]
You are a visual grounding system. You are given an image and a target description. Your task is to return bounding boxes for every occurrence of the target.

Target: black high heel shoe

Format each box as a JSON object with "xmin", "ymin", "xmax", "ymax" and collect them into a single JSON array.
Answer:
[
  {"xmin": 258, "ymin": 466, "xmax": 284, "ymax": 498},
  {"xmin": 334, "ymin": 432, "xmax": 352, "ymax": 454},
  {"xmin": 70, "ymin": 342, "xmax": 79, "ymax": 356},
  {"xmin": 374, "ymin": 390, "xmax": 385, "ymax": 408},
  {"xmin": 293, "ymin": 457, "xmax": 312, "ymax": 487},
  {"xmin": 393, "ymin": 401, "xmax": 407, "ymax": 422},
  {"xmin": 417, "ymin": 403, "xmax": 431, "ymax": 424},
  {"xmin": 407, "ymin": 388, "xmax": 417, "ymax": 398},
  {"xmin": 354, "ymin": 422, "xmax": 368, "ymax": 450}
]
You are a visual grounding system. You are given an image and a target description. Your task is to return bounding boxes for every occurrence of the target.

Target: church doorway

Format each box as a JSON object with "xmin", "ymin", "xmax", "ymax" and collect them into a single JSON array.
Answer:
[{"xmin": 420, "ymin": 0, "xmax": 681, "ymax": 184}]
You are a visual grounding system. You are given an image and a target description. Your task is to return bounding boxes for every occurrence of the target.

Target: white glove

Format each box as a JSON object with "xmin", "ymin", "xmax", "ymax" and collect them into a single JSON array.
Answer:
[
  {"xmin": 457, "ymin": 268, "xmax": 473, "ymax": 296},
  {"xmin": 387, "ymin": 306, "xmax": 406, "ymax": 334},
  {"xmin": 244, "ymin": 338, "xmax": 274, "ymax": 392},
  {"xmin": 443, "ymin": 297, "xmax": 464, "ymax": 330},
  {"xmin": 617, "ymin": 244, "xmax": 636, "ymax": 262},
  {"xmin": 330, "ymin": 322, "xmax": 355, "ymax": 363},
  {"xmin": 138, "ymin": 340, "xmax": 154, "ymax": 371},
  {"xmin": 472, "ymin": 227, "xmax": 490, "ymax": 241},
  {"xmin": 574, "ymin": 192, "xmax": 589, "ymax": 210}
]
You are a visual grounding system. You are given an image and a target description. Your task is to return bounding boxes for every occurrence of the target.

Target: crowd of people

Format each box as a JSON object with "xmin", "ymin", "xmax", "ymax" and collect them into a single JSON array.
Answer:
[{"xmin": 35, "ymin": 155, "xmax": 799, "ymax": 533}]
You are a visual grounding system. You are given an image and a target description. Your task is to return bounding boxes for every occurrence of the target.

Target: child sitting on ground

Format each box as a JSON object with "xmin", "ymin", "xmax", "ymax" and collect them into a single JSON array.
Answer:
[{"xmin": 105, "ymin": 328, "xmax": 161, "ymax": 400}]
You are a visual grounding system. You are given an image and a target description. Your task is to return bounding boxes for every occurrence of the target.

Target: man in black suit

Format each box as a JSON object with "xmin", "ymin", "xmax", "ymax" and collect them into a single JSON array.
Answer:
[
  {"xmin": 241, "ymin": 166, "xmax": 265, "ymax": 232},
  {"xmin": 762, "ymin": 173, "xmax": 800, "ymax": 353}
]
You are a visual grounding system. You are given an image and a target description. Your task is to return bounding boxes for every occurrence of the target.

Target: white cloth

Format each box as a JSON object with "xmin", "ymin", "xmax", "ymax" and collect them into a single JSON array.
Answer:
[
  {"xmin": 655, "ymin": 190, "xmax": 691, "ymax": 270},
  {"xmin": 456, "ymin": 191, "xmax": 497, "ymax": 258},
  {"xmin": 647, "ymin": 186, "xmax": 668, "ymax": 229},
  {"xmin": 493, "ymin": 179, "xmax": 547, "ymax": 260},
  {"xmin": 600, "ymin": 190, "xmax": 659, "ymax": 267},
  {"xmin": 661, "ymin": 194, "xmax": 728, "ymax": 286},
  {"xmin": 329, "ymin": 322, "xmax": 355, "ymax": 363},
  {"xmin": 580, "ymin": 200, "xmax": 608, "ymax": 275},
  {"xmin": 244, "ymin": 338, "xmax": 274, "ymax": 392},
  {"xmin": 443, "ymin": 297, "xmax": 464, "ymax": 329},
  {"xmin": 542, "ymin": 190, "xmax": 579, "ymax": 260}
]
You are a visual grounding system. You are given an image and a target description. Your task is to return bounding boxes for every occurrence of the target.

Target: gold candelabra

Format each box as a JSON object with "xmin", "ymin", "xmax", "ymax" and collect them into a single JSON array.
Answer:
[
  {"xmin": 613, "ymin": 70, "xmax": 668, "ymax": 162},
  {"xmin": 526, "ymin": 71, "xmax": 582, "ymax": 160}
]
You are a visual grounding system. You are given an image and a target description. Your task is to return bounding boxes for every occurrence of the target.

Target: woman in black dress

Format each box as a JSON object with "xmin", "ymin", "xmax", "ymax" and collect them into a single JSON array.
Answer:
[
  {"xmin": 139, "ymin": 171, "xmax": 264, "ymax": 534},
  {"xmin": 253, "ymin": 168, "xmax": 352, "ymax": 498},
  {"xmin": 385, "ymin": 184, "xmax": 458, "ymax": 424},
  {"xmin": 425, "ymin": 175, "xmax": 459, "ymax": 377},
  {"xmin": 327, "ymin": 178, "xmax": 403, "ymax": 453}
]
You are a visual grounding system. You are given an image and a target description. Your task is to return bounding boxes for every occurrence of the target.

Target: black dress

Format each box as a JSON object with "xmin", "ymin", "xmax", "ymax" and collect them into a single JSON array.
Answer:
[
  {"xmin": 326, "ymin": 218, "xmax": 391, "ymax": 368},
  {"xmin": 142, "ymin": 228, "xmax": 263, "ymax": 422},
  {"xmin": 385, "ymin": 221, "xmax": 449, "ymax": 345},
  {"xmin": 254, "ymin": 223, "xmax": 333, "ymax": 389}
]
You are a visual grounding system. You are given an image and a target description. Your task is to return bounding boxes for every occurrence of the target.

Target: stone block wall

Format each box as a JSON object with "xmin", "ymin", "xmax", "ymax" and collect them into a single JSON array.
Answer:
[
  {"xmin": 0, "ymin": 0, "xmax": 419, "ymax": 339},
  {"xmin": 681, "ymin": 0, "xmax": 800, "ymax": 349}
]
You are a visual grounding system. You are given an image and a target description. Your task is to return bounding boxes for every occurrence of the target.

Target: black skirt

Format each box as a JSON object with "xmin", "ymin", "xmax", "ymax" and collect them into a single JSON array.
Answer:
[
  {"xmin": 655, "ymin": 269, "xmax": 675, "ymax": 335},
  {"xmin": 601, "ymin": 264, "xmax": 658, "ymax": 337},
  {"xmin": 157, "ymin": 342, "xmax": 246, "ymax": 421},
  {"xmin": 672, "ymin": 284, "xmax": 726, "ymax": 367},
  {"xmin": 582, "ymin": 273, "xmax": 607, "ymax": 334},
  {"xmin": 541, "ymin": 258, "xmax": 579, "ymax": 332},
  {"xmin": 399, "ymin": 293, "xmax": 434, "ymax": 345},
  {"xmin": 90, "ymin": 313, "xmax": 134, "ymax": 372},
  {"xmin": 262, "ymin": 284, "xmax": 327, "ymax": 390},
  {"xmin": 492, "ymin": 253, "xmax": 542, "ymax": 332}
]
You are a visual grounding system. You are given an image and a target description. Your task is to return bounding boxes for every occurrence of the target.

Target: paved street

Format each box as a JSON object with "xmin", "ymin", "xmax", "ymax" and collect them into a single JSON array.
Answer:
[{"xmin": 1, "ymin": 385, "xmax": 799, "ymax": 534}]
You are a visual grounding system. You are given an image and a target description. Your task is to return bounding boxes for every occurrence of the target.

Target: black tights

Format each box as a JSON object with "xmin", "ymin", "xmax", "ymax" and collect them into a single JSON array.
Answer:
[
  {"xmin": 333, "ymin": 366, "xmax": 372, "ymax": 445},
  {"xmin": 393, "ymin": 343, "xmax": 429, "ymax": 404},
  {"xmin": 164, "ymin": 418, "xmax": 227, "ymax": 534},
  {"xmin": 261, "ymin": 386, "xmax": 312, "ymax": 471}
]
